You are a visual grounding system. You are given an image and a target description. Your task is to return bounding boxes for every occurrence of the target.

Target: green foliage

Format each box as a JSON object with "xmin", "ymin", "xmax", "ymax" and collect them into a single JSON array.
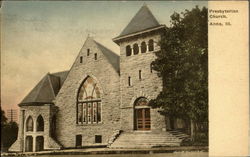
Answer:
[
  {"xmin": 149, "ymin": 6, "xmax": 208, "ymax": 127},
  {"xmin": 1, "ymin": 108, "xmax": 18, "ymax": 150},
  {"xmin": 181, "ymin": 132, "xmax": 208, "ymax": 146},
  {"xmin": 1, "ymin": 108, "xmax": 8, "ymax": 125}
]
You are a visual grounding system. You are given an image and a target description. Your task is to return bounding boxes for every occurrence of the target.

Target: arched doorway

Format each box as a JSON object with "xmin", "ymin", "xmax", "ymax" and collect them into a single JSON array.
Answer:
[
  {"xmin": 134, "ymin": 97, "xmax": 151, "ymax": 130},
  {"xmin": 25, "ymin": 136, "xmax": 33, "ymax": 152},
  {"xmin": 36, "ymin": 136, "xmax": 44, "ymax": 151}
]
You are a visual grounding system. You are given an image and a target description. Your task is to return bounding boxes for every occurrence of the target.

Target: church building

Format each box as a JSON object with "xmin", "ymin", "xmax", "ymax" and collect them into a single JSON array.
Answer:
[{"xmin": 10, "ymin": 4, "xmax": 188, "ymax": 152}]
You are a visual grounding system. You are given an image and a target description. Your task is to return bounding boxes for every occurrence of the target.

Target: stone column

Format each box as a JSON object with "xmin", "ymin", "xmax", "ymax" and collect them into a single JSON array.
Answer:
[
  {"xmin": 33, "ymin": 135, "xmax": 35, "ymax": 152},
  {"xmin": 19, "ymin": 109, "xmax": 25, "ymax": 152}
]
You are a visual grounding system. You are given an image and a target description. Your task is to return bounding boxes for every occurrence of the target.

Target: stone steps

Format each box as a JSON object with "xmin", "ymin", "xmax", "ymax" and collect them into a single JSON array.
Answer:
[{"xmin": 109, "ymin": 131, "xmax": 183, "ymax": 148}]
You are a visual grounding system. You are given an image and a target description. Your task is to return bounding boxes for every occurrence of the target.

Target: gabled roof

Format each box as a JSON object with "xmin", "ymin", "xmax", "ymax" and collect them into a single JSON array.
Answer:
[
  {"xmin": 19, "ymin": 71, "xmax": 69, "ymax": 106},
  {"xmin": 118, "ymin": 4, "xmax": 160, "ymax": 38},
  {"xmin": 94, "ymin": 40, "xmax": 120, "ymax": 73}
]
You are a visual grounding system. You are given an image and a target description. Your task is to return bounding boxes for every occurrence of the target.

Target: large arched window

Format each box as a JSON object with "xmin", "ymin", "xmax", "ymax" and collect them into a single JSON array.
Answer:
[
  {"xmin": 133, "ymin": 43, "xmax": 139, "ymax": 55},
  {"xmin": 36, "ymin": 115, "xmax": 44, "ymax": 131},
  {"xmin": 148, "ymin": 39, "xmax": 154, "ymax": 51},
  {"xmin": 126, "ymin": 45, "xmax": 132, "ymax": 56},
  {"xmin": 77, "ymin": 76, "xmax": 102, "ymax": 124},
  {"xmin": 141, "ymin": 42, "xmax": 147, "ymax": 53},
  {"xmin": 26, "ymin": 116, "xmax": 33, "ymax": 132}
]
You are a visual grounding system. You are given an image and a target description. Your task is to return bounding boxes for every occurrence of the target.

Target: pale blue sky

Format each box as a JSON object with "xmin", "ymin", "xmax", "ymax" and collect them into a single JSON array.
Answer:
[{"xmin": 1, "ymin": 1, "xmax": 207, "ymax": 111}]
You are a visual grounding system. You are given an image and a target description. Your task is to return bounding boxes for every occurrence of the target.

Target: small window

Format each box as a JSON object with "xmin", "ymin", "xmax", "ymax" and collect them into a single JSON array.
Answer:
[
  {"xmin": 26, "ymin": 116, "xmax": 33, "ymax": 132},
  {"xmin": 139, "ymin": 70, "xmax": 142, "ymax": 80},
  {"xmin": 80, "ymin": 56, "xmax": 83, "ymax": 63},
  {"xmin": 36, "ymin": 115, "xmax": 44, "ymax": 132},
  {"xmin": 126, "ymin": 45, "xmax": 132, "ymax": 56},
  {"xmin": 150, "ymin": 63, "xmax": 153, "ymax": 73},
  {"xmin": 94, "ymin": 53, "xmax": 97, "ymax": 60},
  {"xmin": 148, "ymin": 39, "xmax": 154, "ymax": 51},
  {"xmin": 87, "ymin": 49, "xmax": 90, "ymax": 56},
  {"xmin": 76, "ymin": 135, "xmax": 82, "ymax": 147},
  {"xmin": 95, "ymin": 135, "xmax": 102, "ymax": 143},
  {"xmin": 128, "ymin": 76, "xmax": 131, "ymax": 86},
  {"xmin": 141, "ymin": 42, "xmax": 147, "ymax": 53},
  {"xmin": 133, "ymin": 43, "xmax": 139, "ymax": 55}
]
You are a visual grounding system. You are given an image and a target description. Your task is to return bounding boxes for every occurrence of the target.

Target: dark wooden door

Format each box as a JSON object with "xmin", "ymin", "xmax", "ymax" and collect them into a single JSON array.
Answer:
[{"xmin": 135, "ymin": 108, "xmax": 151, "ymax": 130}]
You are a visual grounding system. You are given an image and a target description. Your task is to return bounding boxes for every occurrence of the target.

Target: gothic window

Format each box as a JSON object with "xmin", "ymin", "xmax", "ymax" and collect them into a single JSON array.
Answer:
[
  {"xmin": 133, "ymin": 43, "xmax": 139, "ymax": 55},
  {"xmin": 26, "ymin": 116, "xmax": 33, "ymax": 132},
  {"xmin": 77, "ymin": 76, "xmax": 101, "ymax": 124},
  {"xmin": 126, "ymin": 45, "xmax": 132, "ymax": 56},
  {"xmin": 148, "ymin": 39, "xmax": 154, "ymax": 51},
  {"xmin": 25, "ymin": 136, "xmax": 33, "ymax": 152},
  {"xmin": 35, "ymin": 136, "xmax": 44, "ymax": 151},
  {"xmin": 141, "ymin": 42, "xmax": 147, "ymax": 53},
  {"xmin": 36, "ymin": 115, "xmax": 44, "ymax": 131}
]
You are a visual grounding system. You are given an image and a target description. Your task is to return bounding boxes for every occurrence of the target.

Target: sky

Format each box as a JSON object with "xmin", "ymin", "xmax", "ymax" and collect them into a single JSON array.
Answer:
[{"xmin": 1, "ymin": 1, "xmax": 207, "ymax": 120}]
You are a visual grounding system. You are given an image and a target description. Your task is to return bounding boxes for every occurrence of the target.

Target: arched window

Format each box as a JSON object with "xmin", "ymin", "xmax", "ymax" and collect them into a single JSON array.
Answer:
[
  {"xmin": 141, "ymin": 42, "xmax": 147, "ymax": 53},
  {"xmin": 77, "ymin": 76, "xmax": 101, "ymax": 124},
  {"xmin": 26, "ymin": 116, "xmax": 33, "ymax": 132},
  {"xmin": 148, "ymin": 39, "xmax": 154, "ymax": 51},
  {"xmin": 126, "ymin": 45, "xmax": 132, "ymax": 56},
  {"xmin": 25, "ymin": 136, "xmax": 33, "ymax": 152},
  {"xmin": 133, "ymin": 43, "xmax": 139, "ymax": 55},
  {"xmin": 36, "ymin": 115, "xmax": 44, "ymax": 131},
  {"xmin": 36, "ymin": 136, "xmax": 44, "ymax": 151}
]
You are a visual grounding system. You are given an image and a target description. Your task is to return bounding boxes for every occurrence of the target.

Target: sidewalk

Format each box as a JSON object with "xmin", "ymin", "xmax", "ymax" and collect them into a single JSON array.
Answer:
[{"xmin": 1, "ymin": 146, "xmax": 208, "ymax": 156}]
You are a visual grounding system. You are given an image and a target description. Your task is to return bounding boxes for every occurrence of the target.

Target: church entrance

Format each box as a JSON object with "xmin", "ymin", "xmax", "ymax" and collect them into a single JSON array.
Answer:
[{"xmin": 134, "ymin": 97, "xmax": 151, "ymax": 130}]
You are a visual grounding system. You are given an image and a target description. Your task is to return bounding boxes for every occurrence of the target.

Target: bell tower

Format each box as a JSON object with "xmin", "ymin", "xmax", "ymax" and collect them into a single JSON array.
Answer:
[{"xmin": 113, "ymin": 4, "xmax": 168, "ymax": 132}]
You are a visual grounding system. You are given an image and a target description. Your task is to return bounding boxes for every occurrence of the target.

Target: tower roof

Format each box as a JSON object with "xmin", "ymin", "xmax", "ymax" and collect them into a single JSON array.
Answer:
[{"xmin": 118, "ymin": 4, "xmax": 160, "ymax": 37}]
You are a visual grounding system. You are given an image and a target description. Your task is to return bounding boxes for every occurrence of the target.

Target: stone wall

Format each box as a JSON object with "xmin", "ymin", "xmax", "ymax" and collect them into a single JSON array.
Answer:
[
  {"xmin": 119, "ymin": 31, "xmax": 166, "ymax": 132},
  {"xmin": 54, "ymin": 37, "xmax": 121, "ymax": 148}
]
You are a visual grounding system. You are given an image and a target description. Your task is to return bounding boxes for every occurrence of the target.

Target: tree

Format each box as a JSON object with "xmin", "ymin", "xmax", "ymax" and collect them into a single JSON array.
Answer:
[
  {"xmin": 1, "ymin": 108, "xmax": 18, "ymax": 151},
  {"xmin": 149, "ymin": 6, "xmax": 208, "ymax": 140}
]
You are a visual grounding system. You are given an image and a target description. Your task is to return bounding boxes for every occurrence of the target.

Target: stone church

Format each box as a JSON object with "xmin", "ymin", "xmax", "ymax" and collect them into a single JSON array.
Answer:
[{"xmin": 10, "ymin": 4, "xmax": 188, "ymax": 152}]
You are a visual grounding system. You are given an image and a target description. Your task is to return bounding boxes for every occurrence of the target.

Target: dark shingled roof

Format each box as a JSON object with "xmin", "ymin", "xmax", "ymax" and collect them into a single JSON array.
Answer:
[
  {"xmin": 94, "ymin": 40, "xmax": 120, "ymax": 73},
  {"xmin": 20, "ymin": 71, "xmax": 69, "ymax": 105},
  {"xmin": 118, "ymin": 4, "xmax": 160, "ymax": 37}
]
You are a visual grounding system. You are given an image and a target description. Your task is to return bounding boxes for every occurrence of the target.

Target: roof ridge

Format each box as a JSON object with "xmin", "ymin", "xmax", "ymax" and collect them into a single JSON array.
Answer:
[
  {"xmin": 32, "ymin": 74, "xmax": 48, "ymax": 102},
  {"xmin": 47, "ymin": 74, "xmax": 57, "ymax": 98}
]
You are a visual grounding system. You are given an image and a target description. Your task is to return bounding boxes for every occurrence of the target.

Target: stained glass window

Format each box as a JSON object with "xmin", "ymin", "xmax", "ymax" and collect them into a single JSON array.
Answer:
[{"xmin": 77, "ymin": 76, "xmax": 102, "ymax": 124}]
